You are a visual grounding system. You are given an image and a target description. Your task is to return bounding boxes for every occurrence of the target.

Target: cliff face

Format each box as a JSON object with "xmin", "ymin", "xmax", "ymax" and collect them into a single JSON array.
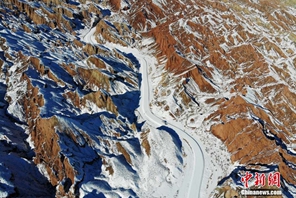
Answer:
[
  {"xmin": 126, "ymin": 0, "xmax": 296, "ymax": 196},
  {"xmin": 0, "ymin": 0, "xmax": 296, "ymax": 197},
  {"xmin": 0, "ymin": 0, "xmax": 184, "ymax": 197}
]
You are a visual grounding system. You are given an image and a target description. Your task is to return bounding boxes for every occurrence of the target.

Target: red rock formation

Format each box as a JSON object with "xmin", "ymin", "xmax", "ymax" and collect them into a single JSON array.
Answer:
[
  {"xmin": 110, "ymin": 0, "xmax": 121, "ymax": 11},
  {"xmin": 1, "ymin": 0, "xmax": 296, "ymax": 196},
  {"xmin": 129, "ymin": 0, "xmax": 296, "ymax": 190}
]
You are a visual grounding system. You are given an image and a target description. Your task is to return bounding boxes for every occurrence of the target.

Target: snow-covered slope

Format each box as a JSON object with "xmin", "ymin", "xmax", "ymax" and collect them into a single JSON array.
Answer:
[
  {"xmin": 128, "ymin": 0, "xmax": 296, "ymax": 197},
  {"xmin": 1, "ymin": 0, "xmax": 296, "ymax": 197},
  {"xmin": 0, "ymin": 1, "xmax": 188, "ymax": 197}
]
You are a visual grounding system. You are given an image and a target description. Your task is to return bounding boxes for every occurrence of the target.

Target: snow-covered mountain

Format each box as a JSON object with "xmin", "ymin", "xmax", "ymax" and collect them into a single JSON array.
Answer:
[
  {"xmin": 0, "ymin": 0, "xmax": 296, "ymax": 197},
  {"xmin": 0, "ymin": 1, "xmax": 185, "ymax": 197}
]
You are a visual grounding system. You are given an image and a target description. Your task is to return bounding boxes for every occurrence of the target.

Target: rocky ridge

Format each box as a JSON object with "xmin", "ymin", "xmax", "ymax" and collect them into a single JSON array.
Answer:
[
  {"xmin": 0, "ymin": 0, "xmax": 184, "ymax": 197},
  {"xmin": 0, "ymin": 0, "xmax": 296, "ymax": 197},
  {"xmin": 130, "ymin": 0, "xmax": 296, "ymax": 197}
]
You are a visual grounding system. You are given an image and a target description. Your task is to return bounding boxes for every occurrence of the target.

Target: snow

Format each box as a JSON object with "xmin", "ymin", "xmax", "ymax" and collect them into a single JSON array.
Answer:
[
  {"xmin": 152, "ymin": 0, "xmax": 166, "ymax": 10},
  {"xmin": 0, "ymin": 163, "xmax": 15, "ymax": 197},
  {"xmin": 149, "ymin": 64, "xmax": 234, "ymax": 197},
  {"xmin": 145, "ymin": 23, "xmax": 243, "ymax": 195},
  {"xmin": 80, "ymin": 25, "xmax": 206, "ymax": 196},
  {"xmin": 1, "ymin": 0, "xmax": 296, "ymax": 197},
  {"xmin": 136, "ymin": 39, "xmax": 205, "ymax": 197}
]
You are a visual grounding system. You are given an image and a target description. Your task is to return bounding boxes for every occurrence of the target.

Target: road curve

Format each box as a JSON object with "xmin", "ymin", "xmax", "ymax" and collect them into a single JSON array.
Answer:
[
  {"xmin": 138, "ymin": 57, "xmax": 205, "ymax": 198},
  {"xmin": 82, "ymin": 27, "xmax": 205, "ymax": 197}
]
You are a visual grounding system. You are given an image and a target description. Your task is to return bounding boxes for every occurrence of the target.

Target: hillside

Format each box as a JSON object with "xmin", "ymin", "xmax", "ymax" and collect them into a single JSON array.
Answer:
[{"xmin": 0, "ymin": 0, "xmax": 296, "ymax": 197}]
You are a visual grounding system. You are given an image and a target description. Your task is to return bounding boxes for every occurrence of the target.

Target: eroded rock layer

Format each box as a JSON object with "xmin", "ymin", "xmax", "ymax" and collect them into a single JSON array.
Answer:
[
  {"xmin": 0, "ymin": 0, "xmax": 184, "ymax": 197},
  {"xmin": 0, "ymin": 0, "xmax": 296, "ymax": 197},
  {"xmin": 133, "ymin": 0, "xmax": 296, "ymax": 197}
]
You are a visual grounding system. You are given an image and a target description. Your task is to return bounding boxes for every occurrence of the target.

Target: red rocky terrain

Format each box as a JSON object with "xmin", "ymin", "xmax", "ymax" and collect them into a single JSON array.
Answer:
[{"xmin": 0, "ymin": 0, "xmax": 296, "ymax": 197}]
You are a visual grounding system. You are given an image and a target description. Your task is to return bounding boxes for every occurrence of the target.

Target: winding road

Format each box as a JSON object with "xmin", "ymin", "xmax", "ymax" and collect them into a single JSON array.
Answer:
[
  {"xmin": 138, "ymin": 57, "xmax": 205, "ymax": 198},
  {"xmin": 82, "ymin": 27, "xmax": 205, "ymax": 197}
]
